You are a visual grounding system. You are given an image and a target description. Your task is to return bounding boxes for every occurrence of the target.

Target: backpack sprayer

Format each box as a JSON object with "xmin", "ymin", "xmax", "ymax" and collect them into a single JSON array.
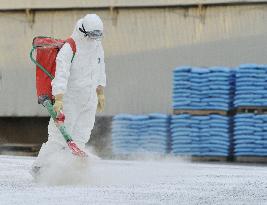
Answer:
[{"xmin": 30, "ymin": 36, "xmax": 87, "ymax": 157}]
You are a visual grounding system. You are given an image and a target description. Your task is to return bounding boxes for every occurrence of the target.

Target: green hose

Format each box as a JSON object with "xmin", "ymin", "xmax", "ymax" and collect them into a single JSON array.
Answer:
[{"xmin": 43, "ymin": 99, "xmax": 72, "ymax": 142}]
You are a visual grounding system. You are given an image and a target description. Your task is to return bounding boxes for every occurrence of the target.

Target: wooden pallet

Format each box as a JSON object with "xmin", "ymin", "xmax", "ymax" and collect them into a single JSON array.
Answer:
[
  {"xmin": 0, "ymin": 143, "xmax": 41, "ymax": 156},
  {"xmin": 173, "ymin": 109, "xmax": 235, "ymax": 116},
  {"xmin": 191, "ymin": 156, "xmax": 229, "ymax": 162},
  {"xmin": 235, "ymin": 156, "xmax": 267, "ymax": 163},
  {"xmin": 236, "ymin": 106, "xmax": 267, "ymax": 114}
]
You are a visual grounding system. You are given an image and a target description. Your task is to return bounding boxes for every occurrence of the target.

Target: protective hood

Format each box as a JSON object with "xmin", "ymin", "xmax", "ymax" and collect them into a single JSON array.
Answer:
[{"xmin": 72, "ymin": 14, "xmax": 103, "ymax": 40}]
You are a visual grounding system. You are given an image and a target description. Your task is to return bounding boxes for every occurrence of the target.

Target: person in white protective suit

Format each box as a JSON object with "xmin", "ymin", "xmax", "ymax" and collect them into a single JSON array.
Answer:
[{"xmin": 31, "ymin": 14, "xmax": 106, "ymax": 175}]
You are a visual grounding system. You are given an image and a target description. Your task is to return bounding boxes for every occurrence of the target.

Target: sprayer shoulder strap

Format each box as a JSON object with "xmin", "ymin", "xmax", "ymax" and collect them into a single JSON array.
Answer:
[{"xmin": 65, "ymin": 37, "xmax": 76, "ymax": 63}]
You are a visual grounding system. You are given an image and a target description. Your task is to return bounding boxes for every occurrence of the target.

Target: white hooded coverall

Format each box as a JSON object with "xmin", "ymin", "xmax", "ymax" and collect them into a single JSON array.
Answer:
[{"xmin": 33, "ymin": 14, "xmax": 106, "ymax": 167}]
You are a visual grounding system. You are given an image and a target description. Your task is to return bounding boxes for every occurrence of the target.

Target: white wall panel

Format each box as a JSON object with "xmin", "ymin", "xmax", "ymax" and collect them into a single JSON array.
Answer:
[{"xmin": 0, "ymin": 5, "xmax": 267, "ymax": 116}]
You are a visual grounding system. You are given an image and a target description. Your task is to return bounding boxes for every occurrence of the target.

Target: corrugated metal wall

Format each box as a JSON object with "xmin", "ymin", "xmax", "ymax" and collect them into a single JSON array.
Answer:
[{"xmin": 1, "ymin": 4, "xmax": 267, "ymax": 116}]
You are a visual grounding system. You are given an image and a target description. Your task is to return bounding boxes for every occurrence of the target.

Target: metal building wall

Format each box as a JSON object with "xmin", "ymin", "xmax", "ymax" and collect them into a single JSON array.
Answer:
[{"xmin": 1, "ymin": 4, "xmax": 267, "ymax": 116}]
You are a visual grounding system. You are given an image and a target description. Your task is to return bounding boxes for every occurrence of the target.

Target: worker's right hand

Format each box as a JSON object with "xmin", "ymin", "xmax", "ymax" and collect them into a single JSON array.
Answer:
[{"xmin": 53, "ymin": 94, "xmax": 64, "ymax": 113}]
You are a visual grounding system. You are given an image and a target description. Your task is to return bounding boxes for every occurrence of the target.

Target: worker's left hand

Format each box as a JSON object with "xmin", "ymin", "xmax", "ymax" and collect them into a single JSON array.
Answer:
[{"xmin": 96, "ymin": 86, "xmax": 105, "ymax": 112}]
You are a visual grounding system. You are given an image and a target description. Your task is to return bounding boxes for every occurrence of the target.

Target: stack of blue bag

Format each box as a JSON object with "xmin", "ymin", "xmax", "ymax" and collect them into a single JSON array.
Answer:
[
  {"xmin": 112, "ymin": 113, "xmax": 170, "ymax": 155},
  {"xmin": 111, "ymin": 114, "xmax": 147, "ymax": 155},
  {"xmin": 173, "ymin": 66, "xmax": 235, "ymax": 111},
  {"xmin": 171, "ymin": 114, "xmax": 230, "ymax": 156},
  {"xmin": 142, "ymin": 113, "xmax": 170, "ymax": 153},
  {"xmin": 171, "ymin": 66, "xmax": 235, "ymax": 157},
  {"xmin": 234, "ymin": 114, "xmax": 267, "ymax": 156},
  {"xmin": 235, "ymin": 64, "xmax": 267, "ymax": 107},
  {"xmin": 234, "ymin": 64, "xmax": 267, "ymax": 157}
]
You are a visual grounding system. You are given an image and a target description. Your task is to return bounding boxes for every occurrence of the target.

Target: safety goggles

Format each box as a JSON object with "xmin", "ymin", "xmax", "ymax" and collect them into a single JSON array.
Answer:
[{"xmin": 79, "ymin": 24, "xmax": 103, "ymax": 40}]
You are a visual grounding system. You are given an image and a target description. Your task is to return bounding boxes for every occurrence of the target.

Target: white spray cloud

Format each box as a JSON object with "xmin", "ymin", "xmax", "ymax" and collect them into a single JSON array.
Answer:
[{"xmin": 34, "ymin": 149, "xmax": 190, "ymax": 186}]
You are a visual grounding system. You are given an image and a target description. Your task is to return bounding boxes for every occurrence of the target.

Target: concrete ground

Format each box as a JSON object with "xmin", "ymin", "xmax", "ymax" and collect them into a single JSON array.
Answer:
[{"xmin": 0, "ymin": 155, "xmax": 266, "ymax": 205}]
